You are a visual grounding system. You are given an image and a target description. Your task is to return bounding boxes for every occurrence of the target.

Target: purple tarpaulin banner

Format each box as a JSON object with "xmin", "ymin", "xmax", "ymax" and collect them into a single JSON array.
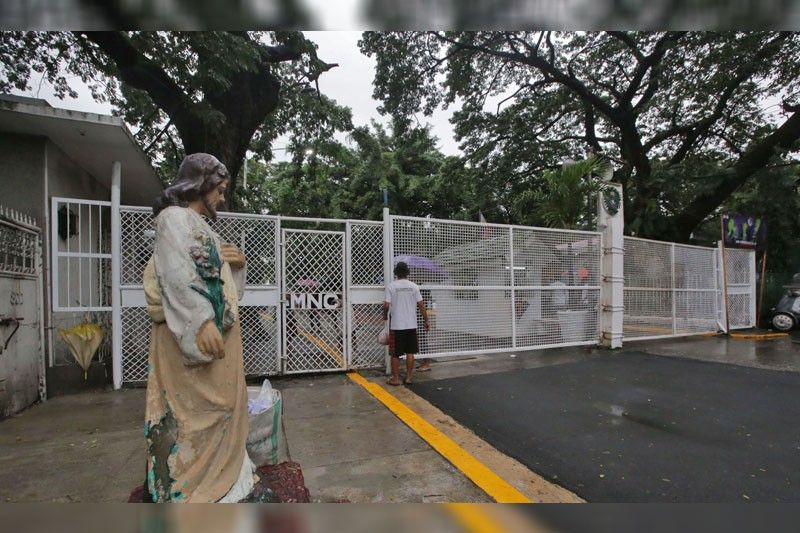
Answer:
[{"xmin": 722, "ymin": 213, "xmax": 767, "ymax": 249}]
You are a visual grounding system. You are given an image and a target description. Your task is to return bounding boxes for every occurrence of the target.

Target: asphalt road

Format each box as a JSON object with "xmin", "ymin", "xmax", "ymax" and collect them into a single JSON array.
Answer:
[{"xmin": 411, "ymin": 352, "xmax": 800, "ymax": 502}]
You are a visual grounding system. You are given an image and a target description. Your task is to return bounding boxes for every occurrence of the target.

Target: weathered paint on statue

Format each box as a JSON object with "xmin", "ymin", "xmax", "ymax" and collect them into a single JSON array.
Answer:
[{"xmin": 142, "ymin": 153, "xmax": 257, "ymax": 502}]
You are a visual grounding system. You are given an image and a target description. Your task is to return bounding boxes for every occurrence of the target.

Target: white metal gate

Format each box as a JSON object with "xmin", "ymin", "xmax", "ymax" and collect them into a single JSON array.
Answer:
[
  {"xmin": 281, "ymin": 229, "xmax": 346, "ymax": 374},
  {"xmin": 723, "ymin": 247, "xmax": 757, "ymax": 330},
  {"xmin": 118, "ymin": 211, "xmax": 386, "ymax": 382},
  {"xmin": 51, "ymin": 197, "xmax": 112, "ymax": 312},
  {"xmin": 623, "ymin": 237, "xmax": 721, "ymax": 341},
  {"xmin": 119, "ymin": 207, "xmax": 281, "ymax": 382},
  {"xmin": 346, "ymin": 221, "xmax": 386, "ymax": 369},
  {"xmin": 49, "ymin": 197, "xmax": 113, "ymax": 374},
  {"xmin": 391, "ymin": 215, "xmax": 603, "ymax": 358},
  {"xmin": 85, "ymin": 200, "xmax": 767, "ymax": 384}
]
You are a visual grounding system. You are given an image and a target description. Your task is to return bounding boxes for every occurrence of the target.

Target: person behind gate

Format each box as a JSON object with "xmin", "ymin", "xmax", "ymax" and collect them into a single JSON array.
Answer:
[{"xmin": 383, "ymin": 261, "xmax": 430, "ymax": 386}]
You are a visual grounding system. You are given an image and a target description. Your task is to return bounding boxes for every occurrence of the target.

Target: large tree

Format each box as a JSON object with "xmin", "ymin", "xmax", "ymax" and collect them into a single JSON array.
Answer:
[
  {"xmin": 1, "ymin": 31, "xmax": 337, "ymax": 208},
  {"xmin": 360, "ymin": 31, "xmax": 800, "ymax": 240}
]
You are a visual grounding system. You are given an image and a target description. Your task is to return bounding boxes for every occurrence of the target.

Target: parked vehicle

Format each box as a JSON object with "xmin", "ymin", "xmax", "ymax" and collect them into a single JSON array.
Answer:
[{"xmin": 770, "ymin": 273, "xmax": 800, "ymax": 332}]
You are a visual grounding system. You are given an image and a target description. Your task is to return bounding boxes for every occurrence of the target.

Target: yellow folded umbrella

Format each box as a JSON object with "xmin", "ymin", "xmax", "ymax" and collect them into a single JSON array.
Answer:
[{"xmin": 59, "ymin": 323, "xmax": 105, "ymax": 381}]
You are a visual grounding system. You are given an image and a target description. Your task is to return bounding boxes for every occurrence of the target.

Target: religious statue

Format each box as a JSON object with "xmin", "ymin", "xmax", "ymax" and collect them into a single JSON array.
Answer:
[{"xmin": 142, "ymin": 153, "xmax": 256, "ymax": 502}]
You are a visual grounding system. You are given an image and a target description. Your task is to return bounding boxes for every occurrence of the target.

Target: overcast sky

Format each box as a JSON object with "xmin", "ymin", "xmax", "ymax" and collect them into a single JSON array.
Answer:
[{"xmin": 12, "ymin": 31, "xmax": 462, "ymax": 160}]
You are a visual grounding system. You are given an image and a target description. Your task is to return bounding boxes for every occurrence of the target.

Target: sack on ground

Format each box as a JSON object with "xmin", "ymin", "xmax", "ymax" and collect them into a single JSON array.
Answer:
[
  {"xmin": 246, "ymin": 387, "xmax": 289, "ymax": 467},
  {"xmin": 248, "ymin": 379, "xmax": 274, "ymax": 414}
]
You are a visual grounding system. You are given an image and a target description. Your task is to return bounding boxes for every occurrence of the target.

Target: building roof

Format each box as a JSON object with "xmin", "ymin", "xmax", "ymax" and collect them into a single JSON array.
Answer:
[{"xmin": 0, "ymin": 95, "xmax": 162, "ymax": 206}]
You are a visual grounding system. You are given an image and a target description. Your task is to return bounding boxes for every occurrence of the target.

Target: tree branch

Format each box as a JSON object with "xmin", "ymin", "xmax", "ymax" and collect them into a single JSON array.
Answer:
[
  {"xmin": 431, "ymin": 32, "xmax": 618, "ymax": 121},
  {"xmin": 533, "ymin": 110, "xmax": 569, "ymax": 138},
  {"xmin": 672, "ymin": 110, "xmax": 800, "ymax": 237},
  {"xmin": 645, "ymin": 32, "xmax": 792, "ymax": 155},
  {"xmin": 606, "ymin": 31, "xmax": 645, "ymax": 61},
  {"xmin": 77, "ymin": 31, "xmax": 201, "ymax": 138},
  {"xmin": 620, "ymin": 31, "xmax": 685, "ymax": 106},
  {"xmin": 495, "ymin": 79, "xmax": 552, "ymax": 113},
  {"xmin": 143, "ymin": 118, "xmax": 173, "ymax": 153},
  {"xmin": 584, "ymin": 106, "xmax": 603, "ymax": 152}
]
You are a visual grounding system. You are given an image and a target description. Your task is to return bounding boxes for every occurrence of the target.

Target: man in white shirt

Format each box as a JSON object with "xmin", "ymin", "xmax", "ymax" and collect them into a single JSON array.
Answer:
[{"xmin": 383, "ymin": 261, "xmax": 430, "ymax": 386}]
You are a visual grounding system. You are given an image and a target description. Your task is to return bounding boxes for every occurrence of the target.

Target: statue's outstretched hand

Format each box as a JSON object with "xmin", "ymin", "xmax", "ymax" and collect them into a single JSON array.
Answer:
[
  {"xmin": 220, "ymin": 243, "xmax": 246, "ymax": 269},
  {"xmin": 197, "ymin": 321, "xmax": 225, "ymax": 359}
]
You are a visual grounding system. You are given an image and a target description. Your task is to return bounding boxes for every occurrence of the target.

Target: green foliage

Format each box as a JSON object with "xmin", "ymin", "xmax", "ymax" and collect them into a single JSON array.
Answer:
[
  {"xmin": 693, "ymin": 165, "xmax": 800, "ymax": 264},
  {"xmin": 514, "ymin": 156, "xmax": 611, "ymax": 230},
  {"xmin": 0, "ymin": 31, "xmax": 338, "ymax": 206},
  {"xmin": 690, "ymin": 165, "xmax": 800, "ymax": 314},
  {"xmin": 238, "ymin": 121, "xmax": 479, "ymax": 221},
  {"xmin": 360, "ymin": 31, "xmax": 800, "ymax": 239}
]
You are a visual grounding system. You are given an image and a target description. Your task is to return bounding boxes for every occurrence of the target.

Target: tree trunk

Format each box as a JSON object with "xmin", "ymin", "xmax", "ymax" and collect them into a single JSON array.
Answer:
[
  {"xmin": 80, "ymin": 31, "xmax": 295, "ymax": 212},
  {"xmin": 671, "ymin": 110, "xmax": 800, "ymax": 240}
]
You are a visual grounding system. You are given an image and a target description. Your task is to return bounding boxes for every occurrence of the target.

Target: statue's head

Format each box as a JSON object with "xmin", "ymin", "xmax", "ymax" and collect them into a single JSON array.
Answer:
[{"xmin": 153, "ymin": 153, "xmax": 230, "ymax": 220}]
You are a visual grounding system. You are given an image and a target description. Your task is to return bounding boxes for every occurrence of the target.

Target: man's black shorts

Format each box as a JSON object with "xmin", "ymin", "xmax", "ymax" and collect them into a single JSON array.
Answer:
[{"xmin": 389, "ymin": 329, "xmax": 418, "ymax": 357}]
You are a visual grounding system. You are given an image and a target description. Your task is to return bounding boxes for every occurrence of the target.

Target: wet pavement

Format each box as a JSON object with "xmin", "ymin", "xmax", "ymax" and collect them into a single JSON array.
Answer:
[
  {"xmin": 408, "ymin": 335, "xmax": 800, "ymax": 502},
  {"xmin": 626, "ymin": 334, "xmax": 800, "ymax": 372},
  {"xmin": 0, "ymin": 334, "xmax": 795, "ymax": 502},
  {"xmin": 409, "ymin": 334, "xmax": 800, "ymax": 383},
  {"xmin": 0, "ymin": 373, "xmax": 490, "ymax": 503}
]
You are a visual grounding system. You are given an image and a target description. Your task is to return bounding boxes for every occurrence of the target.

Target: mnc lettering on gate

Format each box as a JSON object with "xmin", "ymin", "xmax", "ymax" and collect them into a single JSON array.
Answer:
[{"xmin": 287, "ymin": 293, "xmax": 341, "ymax": 310}]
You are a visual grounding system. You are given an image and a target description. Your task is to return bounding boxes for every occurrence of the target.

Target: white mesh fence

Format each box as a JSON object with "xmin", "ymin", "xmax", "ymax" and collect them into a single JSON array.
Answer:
[
  {"xmin": 121, "ymin": 306, "xmax": 150, "ymax": 383},
  {"xmin": 349, "ymin": 222, "xmax": 383, "ymax": 286},
  {"xmin": 120, "ymin": 207, "xmax": 153, "ymax": 286},
  {"xmin": 282, "ymin": 229, "xmax": 346, "ymax": 374},
  {"xmin": 120, "ymin": 207, "xmax": 280, "ymax": 383},
  {"xmin": 623, "ymin": 237, "xmax": 720, "ymax": 339},
  {"xmin": 350, "ymin": 303, "xmax": 387, "ymax": 368},
  {"xmin": 392, "ymin": 216, "xmax": 602, "ymax": 357},
  {"xmin": 211, "ymin": 215, "xmax": 278, "ymax": 286},
  {"xmin": 116, "ymin": 206, "xmax": 754, "ymax": 381},
  {"xmin": 239, "ymin": 306, "xmax": 280, "ymax": 375},
  {"xmin": 724, "ymin": 247, "xmax": 756, "ymax": 329},
  {"xmin": 346, "ymin": 221, "xmax": 386, "ymax": 369}
]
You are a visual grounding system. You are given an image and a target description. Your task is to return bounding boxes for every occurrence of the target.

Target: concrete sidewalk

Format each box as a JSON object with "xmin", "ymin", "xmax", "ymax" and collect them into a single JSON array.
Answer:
[{"xmin": 0, "ymin": 373, "xmax": 491, "ymax": 503}]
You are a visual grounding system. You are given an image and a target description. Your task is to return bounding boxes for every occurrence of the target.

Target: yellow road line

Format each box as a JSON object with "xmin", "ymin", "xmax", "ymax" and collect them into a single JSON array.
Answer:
[
  {"xmin": 730, "ymin": 332, "xmax": 788, "ymax": 340},
  {"xmin": 299, "ymin": 329, "xmax": 345, "ymax": 367},
  {"xmin": 347, "ymin": 371, "xmax": 532, "ymax": 503},
  {"xmin": 445, "ymin": 504, "xmax": 508, "ymax": 533}
]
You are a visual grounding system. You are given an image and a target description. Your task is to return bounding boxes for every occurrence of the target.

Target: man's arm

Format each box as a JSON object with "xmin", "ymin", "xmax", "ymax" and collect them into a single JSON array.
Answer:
[
  {"xmin": 383, "ymin": 301, "xmax": 390, "ymax": 322},
  {"xmin": 417, "ymin": 300, "xmax": 430, "ymax": 331}
]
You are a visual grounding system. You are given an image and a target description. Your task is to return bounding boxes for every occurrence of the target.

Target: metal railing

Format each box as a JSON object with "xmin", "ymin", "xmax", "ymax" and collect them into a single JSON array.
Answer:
[{"xmin": 50, "ymin": 198, "xmax": 112, "ymax": 312}]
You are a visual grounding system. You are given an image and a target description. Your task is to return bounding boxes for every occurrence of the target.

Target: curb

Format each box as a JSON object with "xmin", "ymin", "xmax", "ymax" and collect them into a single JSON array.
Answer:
[{"xmin": 729, "ymin": 332, "xmax": 789, "ymax": 340}]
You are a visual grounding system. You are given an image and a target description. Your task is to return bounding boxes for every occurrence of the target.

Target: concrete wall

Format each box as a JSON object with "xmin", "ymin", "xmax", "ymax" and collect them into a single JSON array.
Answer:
[
  {"xmin": 45, "ymin": 140, "xmax": 112, "ymax": 367},
  {"xmin": 0, "ymin": 275, "xmax": 40, "ymax": 417},
  {"xmin": 0, "ymin": 133, "xmax": 45, "ymax": 415},
  {"xmin": 0, "ymin": 133, "xmax": 116, "ymax": 409},
  {"xmin": 0, "ymin": 133, "xmax": 45, "ymax": 222},
  {"xmin": 0, "ymin": 132, "xmax": 113, "ymax": 371}
]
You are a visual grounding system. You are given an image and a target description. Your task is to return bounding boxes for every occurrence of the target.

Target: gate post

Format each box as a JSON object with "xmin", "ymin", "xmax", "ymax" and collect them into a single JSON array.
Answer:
[
  {"xmin": 383, "ymin": 207, "xmax": 392, "ymax": 375},
  {"xmin": 111, "ymin": 162, "xmax": 122, "ymax": 389},
  {"xmin": 598, "ymin": 182, "xmax": 624, "ymax": 348},
  {"xmin": 717, "ymin": 241, "xmax": 729, "ymax": 333}
]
